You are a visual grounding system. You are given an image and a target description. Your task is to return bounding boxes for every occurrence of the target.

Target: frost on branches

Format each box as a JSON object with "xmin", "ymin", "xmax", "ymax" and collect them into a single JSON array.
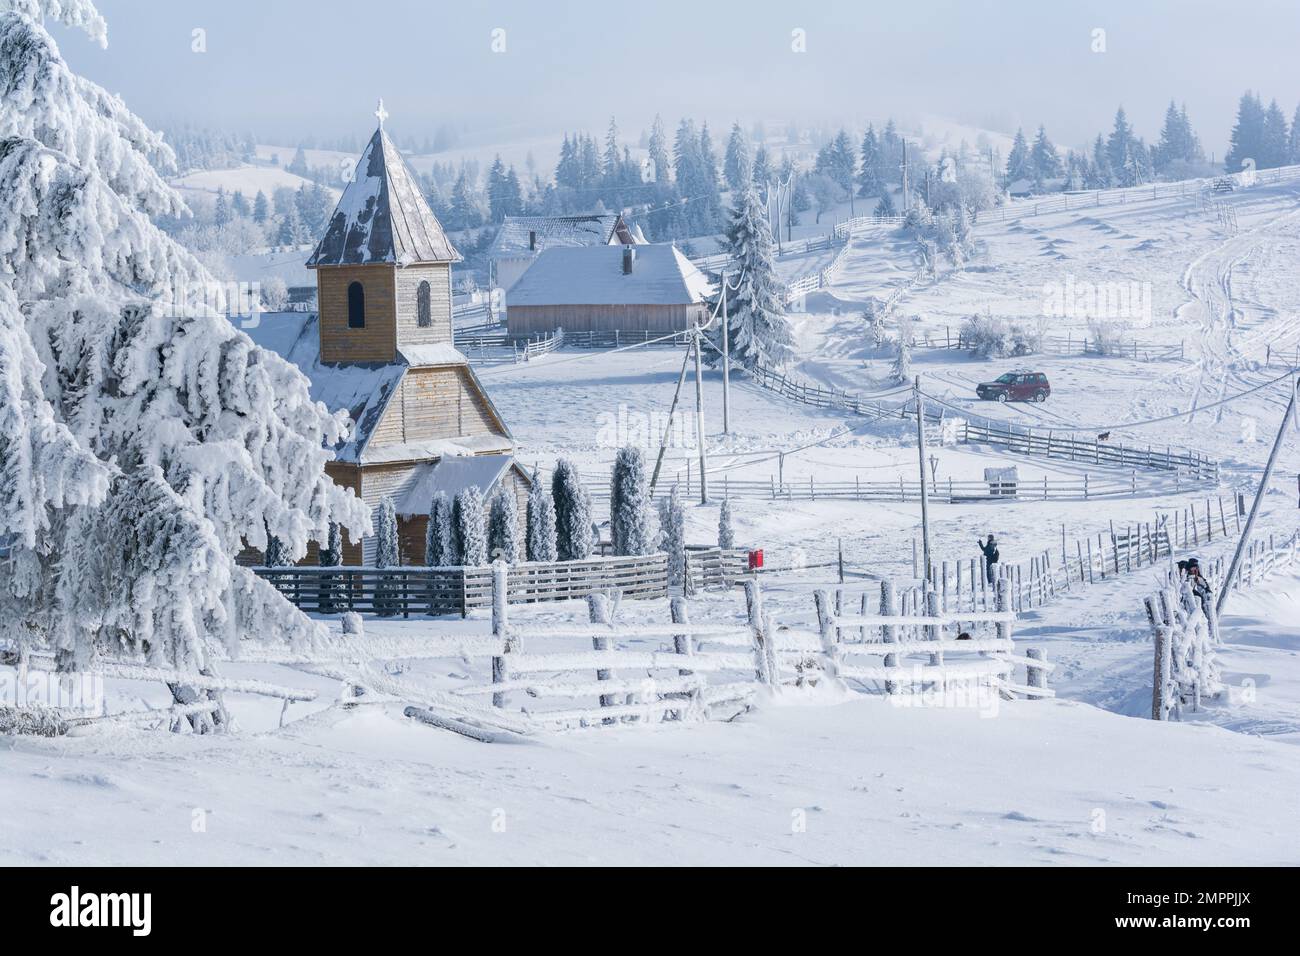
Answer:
[
  {"xmin": 712, "ymin": 183, "xmax": 793, "ymax": 370},
  {"xmin": 487, "ymin": 485, "xmax": 519, "ymax": 564},
  {"xmin": 610, "ymin": 446, "xmax": 652, "ymax": 557},
  {"xmin": 552, "ymin": 459, "xmax": 593, "ymax": 561},
  {"xmin": 0, "ymin": 4, "xmax": 369, "ymax": 678}
]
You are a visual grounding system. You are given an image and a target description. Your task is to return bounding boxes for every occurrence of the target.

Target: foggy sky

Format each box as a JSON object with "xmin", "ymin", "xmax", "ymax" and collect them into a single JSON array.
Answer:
[{"xmin": 54, "ymin": 0, "xmax": 1300, "ymax": 155}]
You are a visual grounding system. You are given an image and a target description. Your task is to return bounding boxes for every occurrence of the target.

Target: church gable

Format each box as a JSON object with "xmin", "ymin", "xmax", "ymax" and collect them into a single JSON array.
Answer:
[{"xmin": 366, "ymin": 364, "xmax": 511, "ymax": 461}]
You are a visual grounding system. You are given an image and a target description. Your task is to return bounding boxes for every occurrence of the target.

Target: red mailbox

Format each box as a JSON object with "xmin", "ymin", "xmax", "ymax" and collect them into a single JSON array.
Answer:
[{"xmin": 747, "ymin": 549, "xmax": 764, "ymax": 570}]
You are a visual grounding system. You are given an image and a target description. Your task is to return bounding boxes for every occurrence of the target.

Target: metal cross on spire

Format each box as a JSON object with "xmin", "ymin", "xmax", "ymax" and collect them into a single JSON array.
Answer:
[{"xmin": 375, "ymin": 98, "xmax": 389, "ymax": 130}]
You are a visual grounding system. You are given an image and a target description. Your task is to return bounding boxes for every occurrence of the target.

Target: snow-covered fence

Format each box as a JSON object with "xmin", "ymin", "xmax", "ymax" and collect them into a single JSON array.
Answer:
[
  {"xmin": 684, "ymin": 547, "xmax": 751, "ymax": 592},
  {"xmin": 453, "ymin": 577, "xmax": 779, "ymax": 730},
  {"xmin": 961, "ymin": 421, "xmax": 1218, "ymax": 481},
  {"xmin": 926, "ymin": 329, "xmax": 1186, "ymax": 363},
  {"xmin": 515, "ymin": 327, "xmax": 565, "ymax": 362},
  {"xmin": 1, "ymin": 655, "xmax": 319, "ymax": 735},
  {"xmin": 807, "ymin": 578, "xmax": 1052, "ymax": 700},
  {"xmin": 563, "ymin": 329, "xmax": 692, "ymax": 349},
  {"xmin": 989, "ymin": 164, "xmax": 1300, "ymax": 223},
  {"xmin": 1145, "ymin": 575, "xmax": 1222, "ymax": 721},
  {"xmin": 833, "ymin": 214, "xmax": 905, "ymax": 237},
  {"xmin": 255, "ymin": 553, "xmax": 670, "ymax": 617}
]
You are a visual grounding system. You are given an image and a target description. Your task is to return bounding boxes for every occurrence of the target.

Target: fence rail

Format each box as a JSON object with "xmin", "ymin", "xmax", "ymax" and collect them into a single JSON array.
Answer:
[
  {"xmin": 255, "ymin": 553, "xmax": 674, "ymax": 617},
  {"xmin": 921, "ymin": 329, "xmax": 1186, "ymax": 363},
  {"xmin": 989, "ymin": 164, "xmax": 1300, "ymax": 222}
]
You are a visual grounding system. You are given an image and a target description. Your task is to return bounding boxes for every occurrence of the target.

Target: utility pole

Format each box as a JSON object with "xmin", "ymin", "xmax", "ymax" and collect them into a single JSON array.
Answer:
[
  {"xmin": 720, "ymin": 270, "xmax": 731, "ymax": 434},
  {"xmin": 914, "ymin": 375, "xmax": 933, "ymax": 582},
  {"xmin": 693, "ymin": 328, "xmax": 709, "ymax": 504},
  {"xmin": 1217, "ymin": 377, "xmax": 1299, "ymax": 613},
  {"xmin": 648, "ymin": 345, "xmax": 693, "ymax": 496}
]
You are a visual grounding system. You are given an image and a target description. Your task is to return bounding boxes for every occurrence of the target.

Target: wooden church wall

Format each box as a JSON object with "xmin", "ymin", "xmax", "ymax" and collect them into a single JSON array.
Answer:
[{"xmin": 394, "ymin": 262, "xmax": 453, "ymax": 346}]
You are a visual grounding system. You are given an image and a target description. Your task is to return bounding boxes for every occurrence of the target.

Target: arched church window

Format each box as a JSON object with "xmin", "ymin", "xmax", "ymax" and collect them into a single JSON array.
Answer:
[
  {"xmin": 347, "ymin": 281, "xmax": 365, "ymax": 328},
  {"xmin": 417, "ymin": 280, "xmax": 432, "ymax": 328}
]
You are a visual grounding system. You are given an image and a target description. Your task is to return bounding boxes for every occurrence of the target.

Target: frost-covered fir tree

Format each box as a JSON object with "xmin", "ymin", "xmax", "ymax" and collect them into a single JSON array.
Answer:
[
  {"xmin": 425, "ymin": 491, "xmax": 454, "ymax": 566},
  {"xmin": 718, "ymin": 497, "xmax": 735, "ymax": 549},
  {"xmin": 658, "ymin": 485, "xmax": 686, "ymax": 588},
  {"xmin": 610, "ymin": 446, "xmax": 652, "ymax": 556},
  {"xmin": 319, "ymin": 522, "xmax": 342, "ymax": 567},
  {"xmin": 891, "ymin": 314, "xmax": 915, "ymax": 384},
  {"xmin": 263, "ymin": 530, "xmax": 289, "ymax": 568},
  {"xmin": 0, "ymin": 1, "xmax": 369, "ymax": 681},
  {"xmin": 712, "ymin": 183, "xmax": 793, "ymax": 369},
  {"xmin": 453, "ymin": 486, "xmax": 487, "ymax": 566},
  {"xmin": 874, "ymin": 190, "xmax": 897, "ymax": 218},
  {"xmin": 525, "ymin": 468, "xmax": 557, "ymax": 562},
  {"xmin": 487, "ymin": 486, "xmax": 520, "ymax": 563},
  {"xmin": 373, "ymin": 498, "xmax": 399, "ymax": 568},
  {"xmin": 552, "ymin": 459, "xmax": 593, "ymax": 561}
]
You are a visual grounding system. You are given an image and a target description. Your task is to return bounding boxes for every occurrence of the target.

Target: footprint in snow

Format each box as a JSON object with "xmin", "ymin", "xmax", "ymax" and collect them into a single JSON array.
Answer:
[{"xmin": 1003, "ymin": 810, "xmax": 1039, "ymax": 822}]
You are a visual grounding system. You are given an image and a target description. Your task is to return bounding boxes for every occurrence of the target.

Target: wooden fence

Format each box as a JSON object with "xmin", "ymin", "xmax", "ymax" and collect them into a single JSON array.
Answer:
[
  {"xmin": 810, "ymin": 577, "xmax": 1052, "ymax": 699},
  {"xmin": 923, "ymin": 329, "xmax": 1186, "ymax": 363},
  {"xmin": 255, "ymin": 553, "xmax": 673, "ymax": 617},
  {"xmin": 987, "ymin": 164, "xmax": 1300, "ymax": 223},
  {"xmin": 961, "ymin": 421, "xmax": 1218, "ymax": 480}
]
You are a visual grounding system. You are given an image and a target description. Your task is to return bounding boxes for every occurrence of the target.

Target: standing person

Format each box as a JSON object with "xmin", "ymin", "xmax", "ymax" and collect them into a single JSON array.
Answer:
[{"xmin": 978, "ymin": 533, "xmax": 1000, "ymax": 581}]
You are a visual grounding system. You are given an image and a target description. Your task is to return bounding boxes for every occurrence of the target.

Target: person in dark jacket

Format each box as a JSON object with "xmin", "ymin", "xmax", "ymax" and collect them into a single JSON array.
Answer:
[{"xmin": 978, "ymin": 534, "xmax": 999, "ymax": 580}]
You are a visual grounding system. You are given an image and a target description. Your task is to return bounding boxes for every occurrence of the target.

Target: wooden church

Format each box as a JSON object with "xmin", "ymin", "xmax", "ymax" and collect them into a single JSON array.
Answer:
[{"xmin": 247, "ymin": 104, "xmax": 530, "ymax": 565}]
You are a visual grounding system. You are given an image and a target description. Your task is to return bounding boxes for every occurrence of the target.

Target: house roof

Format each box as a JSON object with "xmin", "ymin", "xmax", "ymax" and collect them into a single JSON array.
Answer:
[
  {"xmin": 488, "ymin": 214, "xmax": 635, "ymax": 260},
  {"xmin": 505, "ymin": 243, "xmax": 715, "ymax": 308},
  {"xmin": 307, "ymin": 127, "xmax": 460, "ymax": 267},
  {"xmin": 394, "ymin": 454, "xmax": 516, "ymax": 517},
  {"xmin": 242, "ymin": 312, "xmax": 509, "ymax": 464}
]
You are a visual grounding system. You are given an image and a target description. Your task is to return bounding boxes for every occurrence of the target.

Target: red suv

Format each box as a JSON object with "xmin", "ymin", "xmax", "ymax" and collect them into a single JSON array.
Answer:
[{"xmin": 976, "ymin": 371, "xmax": 1051, "ymax": 403}]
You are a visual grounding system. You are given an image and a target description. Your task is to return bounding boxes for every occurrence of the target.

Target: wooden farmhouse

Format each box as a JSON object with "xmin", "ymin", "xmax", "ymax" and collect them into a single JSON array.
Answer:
[
  {"xmin": 488, "ymin": 213, "xmax": 642, "ymax": 292},
  {"xmin": 246, "ymin": 112, "xmax": 529, "ymax": 566},
  {"xmin": 505, "ymin": 242, "xmax": 714, "ymax": 338}
]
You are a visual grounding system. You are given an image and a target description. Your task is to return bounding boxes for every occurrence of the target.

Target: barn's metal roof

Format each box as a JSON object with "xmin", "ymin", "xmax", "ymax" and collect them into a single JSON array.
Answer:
[
  {"xmin": 505, "ymin": 243, "xmax": 715, "ymax": 307},
  {"xmin": 488, "ymin": 214, "xmax": 634, "ymax": 260},
  {"xmin": 308, "ymin": 127, "xmax": 460, "ymax": 267}
]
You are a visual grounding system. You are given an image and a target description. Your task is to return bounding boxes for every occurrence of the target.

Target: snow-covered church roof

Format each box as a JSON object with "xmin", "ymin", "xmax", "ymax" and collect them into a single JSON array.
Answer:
[
  {"xmin": 506, "ymin": 243, "xmax": 715, "ymax": 307},
  {"xmin": 307, "ymin": 127, "xmax": 460, "ymax": 267},
  {"xmin": 488, "ymin": 214, "xmax": 637, "ymax": 260},
  {"xmin": 243, "ymin": 312, "xmax": 510, "ymax": 464}
]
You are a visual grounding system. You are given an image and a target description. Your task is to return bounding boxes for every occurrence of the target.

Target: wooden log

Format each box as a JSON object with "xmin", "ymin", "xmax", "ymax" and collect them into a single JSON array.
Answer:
[{"xmin": 880, "ymin": 579, "xmax": 898, "ymax": 694}]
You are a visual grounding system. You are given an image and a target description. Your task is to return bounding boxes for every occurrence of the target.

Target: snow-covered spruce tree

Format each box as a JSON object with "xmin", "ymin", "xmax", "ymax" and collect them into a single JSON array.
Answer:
[
  {"xmin": 710, "ymin": 183, "xmax": 793, "ymax": 370},
  {"xmin": 372, "ymin": 497, "xmax": 400, "ymax": 614},
  {"xmin": 891, "ymin": 314, "xmax": 915, "ymax": 384},
  {"xmin": 610, "ymin": 446, "xmax": 652, "ymax": 556},
  {"xmin": 319, "ymin": 522, "xmax": 342, "ymax": 566},
  {"xmin": 453, "ymin": 486, "xmax": 487, "ymax": 566},
  {"xmin": 487, "ymin": 485, "xmax": 519, "ymax": 563},
  {"xmin": 718, "ymin": 497, "xmax": 735, "ymax": 549},
  {"xmin": 525, "ymin": 468, "xmax": 556, "ymax": 562},
  {"xmin": 317, "ymin": 521, "xmax": 342, "ymax": 614},
  {"xmin": 425, "ymin": 491, "xmax": 453, "ymax": 566},
  {"xmin": 551, "ymin": 459, "xmax": 592, "ymax": 561},
  {"xmin": 0, "ymin": 3, "xmax": 369, "ymax": 683},
  {"xmin": 373, "ymin": 499, "xmax": 399, "ymax": 568},
  {"xmin": 263, "ymin": 530, "xmax": 289, "ymax": 568},
  {"xmin": 657, "ymin": 485, "xmax": 686, "ymax": 588}
]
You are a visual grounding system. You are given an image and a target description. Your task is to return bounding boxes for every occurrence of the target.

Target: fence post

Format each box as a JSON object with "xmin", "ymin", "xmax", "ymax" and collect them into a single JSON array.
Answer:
[
  {"xmin": 491, "ymin": 560, "xmax": 511, "ymax": 708},
  {"xmin": 745, "ymin": 580, "xmax": 776, "ymax": 686},
  {"xmin": 880, "ymin": 579, "xmax": 898, "ymax": 694},
  {"xmin": 1026, "ymin": 647, "xmax": 1046, "ymax": 695},
  {"xmin": 587, "ymin": 591, "xmax": 618, "ymax": 721},
  {"xmin": 814, "ymin": 589, "xmax": 843, "ymax": 682},
  {"xmin": 924, "ymin": 586, "xmax": 942, "ymax": 671}
]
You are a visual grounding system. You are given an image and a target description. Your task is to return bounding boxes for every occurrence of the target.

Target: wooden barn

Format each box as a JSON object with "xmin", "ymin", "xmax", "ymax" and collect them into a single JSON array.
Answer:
[
  {"xmin": 488, "ymin": 213, "xmax": 641, "ymax": 292},
  {"xmin": 505, "ymin": 243, "xmax": 714, "ymax": 338},
  {"xmin": 245, "ymin": 109, "xmax": 529, "ymax": 566}
]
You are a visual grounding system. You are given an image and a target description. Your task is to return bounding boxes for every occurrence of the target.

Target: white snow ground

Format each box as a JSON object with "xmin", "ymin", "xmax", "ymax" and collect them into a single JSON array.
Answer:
[{"xmin": 6, "ymin": 173, "xmax": 1300, "ymax": 867}]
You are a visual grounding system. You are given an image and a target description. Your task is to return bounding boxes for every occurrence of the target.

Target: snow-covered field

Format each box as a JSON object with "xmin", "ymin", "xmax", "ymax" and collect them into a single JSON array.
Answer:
[{"xmin": 7, "ymin": 163, "xmax": 1300, "ymax": 868}]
